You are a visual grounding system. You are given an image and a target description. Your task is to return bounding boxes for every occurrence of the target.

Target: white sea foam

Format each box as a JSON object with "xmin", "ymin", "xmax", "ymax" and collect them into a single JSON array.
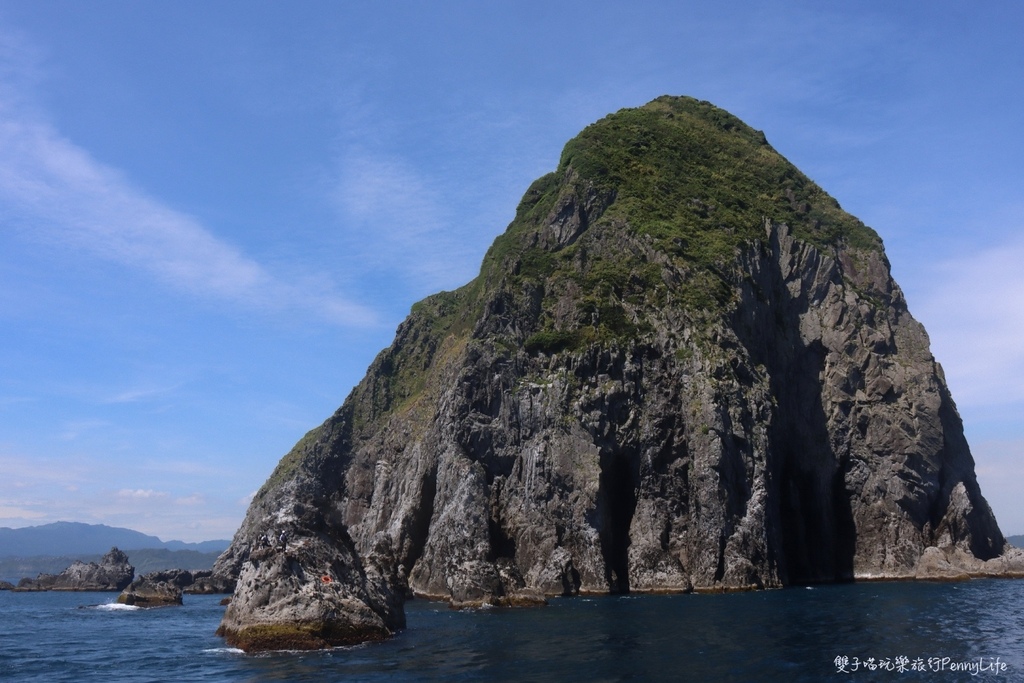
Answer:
[
  {"xmin": 93, "ymin": 602, "xmax": 141, "ymax": 611},
  {"xmin": 203, "ymin": 647, "xmax": 245, "ymax": 655}
]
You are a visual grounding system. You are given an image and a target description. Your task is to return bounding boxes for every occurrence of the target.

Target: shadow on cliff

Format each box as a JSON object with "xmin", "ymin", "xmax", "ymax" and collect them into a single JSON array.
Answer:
[
  {"xmin": 771, "ymin": 338, "xmax": 858, "ymax": 584},
  {"xmin": 736, "ymin": 228, "xmax": 857, "ymax": 585}
]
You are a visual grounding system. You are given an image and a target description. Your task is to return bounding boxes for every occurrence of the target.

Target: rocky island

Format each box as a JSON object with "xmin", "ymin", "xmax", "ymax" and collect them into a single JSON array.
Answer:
[
  {"xmin": 214, "ymin": 96, "xmax": 1023, "ymax": 651},
  {"xmin": 15, "ymin": 547, "xmax": 134, "ymax": 592}
]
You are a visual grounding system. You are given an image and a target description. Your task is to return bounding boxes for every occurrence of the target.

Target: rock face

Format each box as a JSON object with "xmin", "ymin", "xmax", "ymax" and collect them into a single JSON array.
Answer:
[
  {"xmin": 117, "ymin": 570, "xmax": 189, "ymax": 607},
  {"xmin": 186, "ymin": 570, "xmax": 236, "ymax": 595},
  {"xmin": 216, "ymin": 96, "xmax": 1016, "ymax": 650},
  {"xmin": 16, "ymin": 547, "xmax": 134, "ymax": 591},
  {"xmin": 216, "ymin": 527, "xmax": 405, "ymax": 651},
  {"xmin": 114, "ymin": 568, "xmax": 236, "ymax": 606}
]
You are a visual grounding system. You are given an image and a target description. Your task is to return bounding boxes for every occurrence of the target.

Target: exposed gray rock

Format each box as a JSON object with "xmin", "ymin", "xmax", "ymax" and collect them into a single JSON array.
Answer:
[
  {"xmin": 117, "ymin": 570, "xmax": 188, "ymax": 607},
  {"xmin": 114, "ymin": 568, "xmax": 235, "ymax": 607},
  {"xmin": 0, "ymin": 580, "xmax": 14, "ymax": 590},
  {"xmin": 915, "ymin": 545, "xmax": 1024, "ymax": 581},
  {"xmin": 15, "ymin": 547, "xmax": 133, "ymax": 591},
  {"xmin": 215, "ymin": 96, "xmax": 1017, "ymax": 651},
  {"xmin": 215, "ymin": 522, "xmax": 406, "ymax": 651},
  {"xmin": 185, "ymin": 570, "xmax": 236, "ymax": 594}
]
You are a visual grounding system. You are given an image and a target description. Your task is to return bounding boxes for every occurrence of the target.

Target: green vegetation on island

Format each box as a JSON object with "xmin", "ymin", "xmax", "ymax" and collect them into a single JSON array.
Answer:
[{"xmin": 259, "ymin": 95, "xmax": 889, "ymax": 492}]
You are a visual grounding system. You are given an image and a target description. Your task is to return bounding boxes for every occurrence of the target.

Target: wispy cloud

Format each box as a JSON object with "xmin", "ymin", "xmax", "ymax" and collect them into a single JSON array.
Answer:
[
  {"xmin": 174, "ymin": 493, "xmax": 205, "ymax": 506},
  {"xmin": 0, "ymin": 449, "xmax": 243, "ymax": 539},
  {"xmin": 0, "ymin": 505, "xmax": 47, "ymax": 522},
  {"xmin": 139, "ymin": 459, "xmax": 231, "ymax": 477},
  {"xmin": 0, "ymin": 32, "xmax": 376, "ymax": 328},
  {"xmin": 0, "ymin": 116, "xmax": 376, "ymax": 326},
  {"xmin": 58, "ymin": 418, "xmax": 111, "ymax": 441},
  {"xmin": 914, "ymin": 233, "xmax": 1024, "ymax": 408},
  {"xmin": 333, "ymin": 151, "xmax": 482, "ymax": 294},
  {"xmin": 0, "ymin": 451, "xmax": 100, "ymax": 526},
  {"xmin": 0, "ymin": 395, "xmax": 35, "ymax": 408},
  {"xmin": 101, "ymin": 384, "xmax": 182, "ymax": 405},
  {"xmin": 972, "ymin": 438, "xmax": 1024, "ymax": 535},
  {"xmin": 0, "ymin": 451, "xmax": 90, "ymax": 486},
  {"xmin": 116, "ymin": 488, "xmax": 169, "ymax": 501}
]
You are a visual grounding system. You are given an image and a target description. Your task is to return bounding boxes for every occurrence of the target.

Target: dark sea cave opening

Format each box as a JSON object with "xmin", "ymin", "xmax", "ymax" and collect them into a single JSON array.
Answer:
[
  {"xmin": 598, "ymin": 452, "xmax": 638, "ymax": 594},
  {"xmin": 778, "ymin": 463, "xmax": 857, "ymax": 584}
]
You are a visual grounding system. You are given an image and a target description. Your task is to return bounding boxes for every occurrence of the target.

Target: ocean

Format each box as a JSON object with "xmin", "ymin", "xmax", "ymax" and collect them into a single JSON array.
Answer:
[{"xmin": 1, "ymin": 579, "xmax": 1021, "ymax": 682}]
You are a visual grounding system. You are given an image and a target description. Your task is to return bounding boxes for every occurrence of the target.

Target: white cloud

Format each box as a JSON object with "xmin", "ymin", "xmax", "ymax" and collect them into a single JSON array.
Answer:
[
  {"xmin": 912, "ymin": 233, "xmax": 1024, "ymax": 536},
  {"xmin": 174, "ymin": 493, "xmax": 205, "ymax": 506},
  {"xmin": 913, "ymin": 234, "xmax": 1024, "ymax": 408},
  {"xmin": 141, "ymin": 460, "xmax": 223, "ymax": 476},
  {"xmin": 116, "ymin": 488, "xmax": 170, "ymax": 500},
  {"xmin": 0, "ymin": 115, "xmax": 377, "ymax": 326},
  {"xmin": 333, "ymin": 151, "xmax": 481, "ymax": 293},
  {"xmin": 0, "ymin": 447, "xmax": 248, "ymax": 541},
  {"xmin": 972, "ymin": 438, "xmax": 1024, "ymax": 536},
  {"xmin": 0, "ymin": 505, "xmax": 47, "ymax": 522},
  {"xmin": 0, "ymin": 29, "xmax": 377, "ymax": 328},
  {"xmin": 0, "ymin": 452, "xmax": 90, "ymax": 487},
  {"xmin": 101, "ymin": 384, "xmax": 182, "ymax": 405}
]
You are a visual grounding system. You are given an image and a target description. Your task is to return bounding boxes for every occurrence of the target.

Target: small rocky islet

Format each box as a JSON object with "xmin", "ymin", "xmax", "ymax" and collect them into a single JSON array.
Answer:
[
  {"xmin": 12, "ymin": 548, "xmax": 134, "ymax": 592},
  {"xmin": 4, "ymin": 547, "xmax": 235, "ymax": 606}
]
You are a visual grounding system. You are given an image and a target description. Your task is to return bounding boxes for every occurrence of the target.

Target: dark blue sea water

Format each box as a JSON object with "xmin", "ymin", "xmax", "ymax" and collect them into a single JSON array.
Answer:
[{"xmin": 1, "ymin": 580, "xmax": 1022, "ymax": 682}]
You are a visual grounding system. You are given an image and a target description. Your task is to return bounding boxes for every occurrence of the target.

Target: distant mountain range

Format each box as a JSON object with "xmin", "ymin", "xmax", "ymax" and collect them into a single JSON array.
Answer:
[
  {"xmin": 0, "ymin": 522, "xmax": 230, "ymax": 558},
  {"xmin": 1009, "ymin": 535, "xmax": 1024, "ymax": 549}
]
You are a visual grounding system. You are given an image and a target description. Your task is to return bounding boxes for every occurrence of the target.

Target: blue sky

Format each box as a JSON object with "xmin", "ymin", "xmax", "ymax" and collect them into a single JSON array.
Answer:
[{"xmin": 0, "ymin": 1, "xmax": 1021, "ymax": 542}]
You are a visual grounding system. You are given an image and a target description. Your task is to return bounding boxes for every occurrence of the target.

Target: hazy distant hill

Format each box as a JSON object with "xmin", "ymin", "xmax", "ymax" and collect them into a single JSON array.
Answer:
[
  {"xmin": 1008, "ymin": 535, "xmax": 1024, "ymax": 549},
  {"xmin": 0, "ymin": 522, "xmax": 229, "ymax": 558}
]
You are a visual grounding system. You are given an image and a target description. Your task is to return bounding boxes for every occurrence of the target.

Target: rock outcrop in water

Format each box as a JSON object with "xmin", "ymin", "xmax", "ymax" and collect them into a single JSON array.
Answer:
[
  {"xmin": 215, "ymin": 96, "xmax": 1022, "ymax": 651},
  {"xmin": 115, "ymin": 568, "xmax": 236, "ymax": 606},
  {"xmin": 117, "ymin": 570, "xmax": 188, "ymax": 607},
  {"xmin": 16, "ymin": 547, "xmax": 134, "ymax": 591}
]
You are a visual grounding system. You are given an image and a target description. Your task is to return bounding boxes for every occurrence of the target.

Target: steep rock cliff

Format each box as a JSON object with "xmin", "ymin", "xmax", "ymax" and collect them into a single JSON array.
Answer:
[{"xmin": 216, "ymin": 96, "xmax": 1018, "ymax": 650}]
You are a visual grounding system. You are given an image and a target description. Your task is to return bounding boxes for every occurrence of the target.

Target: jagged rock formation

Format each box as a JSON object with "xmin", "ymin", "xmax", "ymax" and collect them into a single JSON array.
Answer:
[
  {"xmin": 15, "ymin": 547, "xmax": 134, "ymax": 591},
  {"xmin": 115, "ymin": 569, "xmax": 235, "ymax": 606},
  {"xmin": 118, "ymin": 570, "xmax": 188, "ymax": 607},
  {"xmin": 216, "ymin": 528, "xmax": 405, "ymax": 651},
  {"xmin": 185, "ymin": 570, "xmax": 236, "ymax": 595},
  {"xmin": 216, "ymin": 96, "xmax": 1021, "ymax": 650}
]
